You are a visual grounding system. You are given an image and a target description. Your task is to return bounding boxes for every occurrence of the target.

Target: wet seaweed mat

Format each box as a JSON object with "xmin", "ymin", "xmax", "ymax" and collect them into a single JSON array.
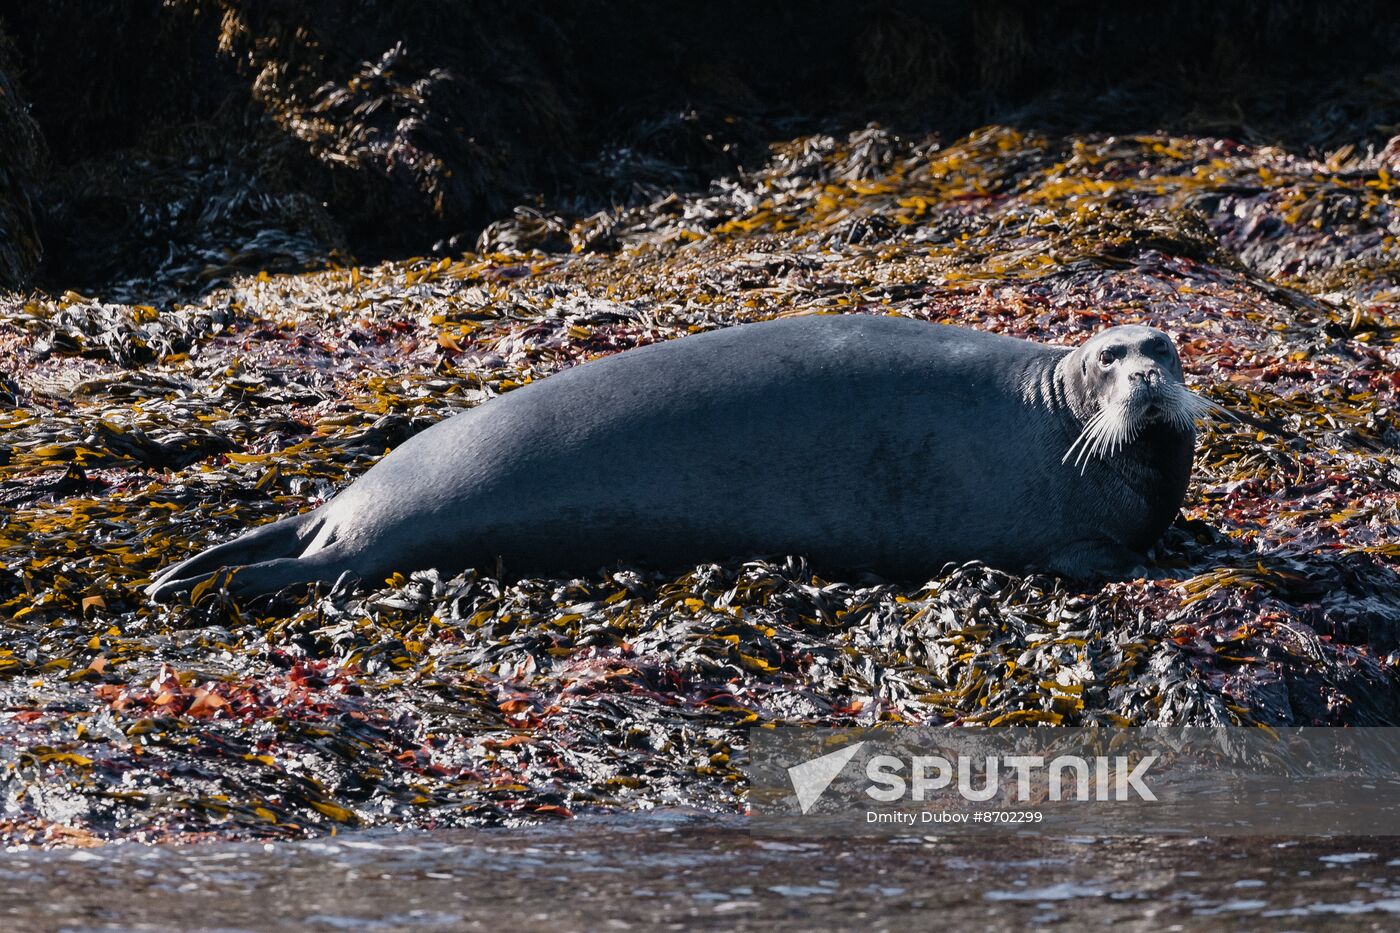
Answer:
[{"xmin": 1, "ymin": 125, "xmax": 1399, "ymax": 845}]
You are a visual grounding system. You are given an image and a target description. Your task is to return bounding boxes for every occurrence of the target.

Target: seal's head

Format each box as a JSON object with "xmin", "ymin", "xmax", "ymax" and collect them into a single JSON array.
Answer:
[{"xmin": 1060, "ymin": 325, "xmax": 1223, "ymax": 473}]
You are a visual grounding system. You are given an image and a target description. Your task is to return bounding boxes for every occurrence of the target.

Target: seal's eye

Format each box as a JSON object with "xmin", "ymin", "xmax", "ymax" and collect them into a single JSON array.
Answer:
[{"xmin": 1098, "ymin": 349, "xmax": 1116, "ymax": 367}]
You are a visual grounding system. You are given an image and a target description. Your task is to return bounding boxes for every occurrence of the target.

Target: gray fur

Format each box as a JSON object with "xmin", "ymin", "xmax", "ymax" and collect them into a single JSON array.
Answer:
[{"xmin": 147, "ymin": 315, "xmax": 1199, "ymax": 600}]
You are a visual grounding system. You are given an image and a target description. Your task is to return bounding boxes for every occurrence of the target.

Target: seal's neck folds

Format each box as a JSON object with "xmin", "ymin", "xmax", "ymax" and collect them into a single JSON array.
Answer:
[{"xmin": 1022, "ymin": 350, "xmax": 1082, "ymax": 419}]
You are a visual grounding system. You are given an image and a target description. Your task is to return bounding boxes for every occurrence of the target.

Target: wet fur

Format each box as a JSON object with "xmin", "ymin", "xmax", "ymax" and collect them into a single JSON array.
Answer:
[{"xmin": 148, "ymin": 316, "xmax": 1218, "ymax": 600}]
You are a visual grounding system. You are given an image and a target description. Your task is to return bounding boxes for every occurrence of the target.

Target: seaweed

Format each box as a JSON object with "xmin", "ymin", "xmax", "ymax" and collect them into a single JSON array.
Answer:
[{"xmin": 1, "ymin": 122, "xmax": 1398, "ymax": 846}]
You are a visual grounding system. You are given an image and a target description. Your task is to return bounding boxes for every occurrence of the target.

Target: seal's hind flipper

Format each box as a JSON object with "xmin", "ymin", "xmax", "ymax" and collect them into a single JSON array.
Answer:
[
  {"xmin": 146, "ymin": 510, "xmax": 322, "ymax": 602},
  {"xmin": 223, "ymin": 550, "xmax": 359, "ymax": 599},
  {"xmin": 152, "ymin": 549, "xmax": 358, "ymax": 603}
]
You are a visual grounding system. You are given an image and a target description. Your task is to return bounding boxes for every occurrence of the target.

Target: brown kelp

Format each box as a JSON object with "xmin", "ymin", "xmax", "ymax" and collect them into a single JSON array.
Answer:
[{"xmin": 1, "ymin": 124, "xmax": 1398, "ymax": 846}]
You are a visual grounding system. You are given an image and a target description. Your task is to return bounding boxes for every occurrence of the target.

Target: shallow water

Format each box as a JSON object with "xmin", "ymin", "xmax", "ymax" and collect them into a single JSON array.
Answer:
[{"xmin": 4, "ymin": 813, "xmax": 1399, "ymax": 932}]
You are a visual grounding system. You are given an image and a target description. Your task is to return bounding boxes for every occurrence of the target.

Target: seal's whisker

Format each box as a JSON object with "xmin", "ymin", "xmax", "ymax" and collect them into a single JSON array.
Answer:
[
  {"xmin": 1077, "ymin": 431, "xmax": 1103, "ymax": 472},
  {"xmin": 1123, "ymin": 419, "xmax": 1142, "ymax": 454},
  {"xmin": 1089, "ymin": 422, "xmax": 1115, "ymax": 471},
  {"xmin": 1155, "ymin": 384, "xmax": 1192, "ymax": 432},
  {"xmin": 1169, "ymin": 383, "xmax": 1240, "ymax": 424},
  {"xmin": 1072, "ymin": 402, "xmax": 1127, "ymax": 474},
  {"xmin": 1101, "ymin": 407, "xmax": 1126, "ymax": 457},
  {"xmin": 1194, "ymin": 393, "xmax": 1241, "ymax": 422},
  {"xmin": 1072, "ymin": 425, "xmax": 1100, "ymax": 470},
  {"xmin": 1073, "ymin": 381, "xmax": 1231, "ymax": 474},
  {"xmin": 1063, "ymin": 408, "xmax": 1108, "ymax": 466},
  {"xmin": 1071, "ymin": 408, "xmax": 1114, "ymax": 472},
  {"xmin": 1107, "ymin": 401, "xmax": 1130, "ymax": 451},
  {"xmin": 1108, "ymin": 412, "xmax": 1129, "ymax": 459},
  {"xmin": 1168, "ymin": 397, "xmax": 1197, "ymax": 432},
  {"xmin": 1071, "ymin": 431, "xmax": 1100, "ymax": 471},
  {"xmin": 1064, "ymin": 416, "xmax": 1097, "ymax": 460},
  {"xmin": 1081, "ymin": 428, "xmax": 1104, "ymax": 471}
]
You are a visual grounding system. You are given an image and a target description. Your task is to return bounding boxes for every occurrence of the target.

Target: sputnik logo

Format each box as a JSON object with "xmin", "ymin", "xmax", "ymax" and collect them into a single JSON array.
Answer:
[{"xmin": 787, "ymin": 741, "xmax": 866, "ymax": 814}]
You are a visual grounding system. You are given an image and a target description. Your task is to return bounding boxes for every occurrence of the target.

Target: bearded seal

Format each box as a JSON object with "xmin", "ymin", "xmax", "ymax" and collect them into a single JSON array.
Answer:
[{"xmin": 147, "ymin": 315, "xmax": 1221, "ymax": 600}]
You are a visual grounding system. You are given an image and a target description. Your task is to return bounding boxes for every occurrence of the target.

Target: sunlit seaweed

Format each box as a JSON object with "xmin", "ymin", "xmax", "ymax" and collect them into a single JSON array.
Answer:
[{"xmin": 1, "ymin": 123, "xmax": 1398, "ymax": 846}]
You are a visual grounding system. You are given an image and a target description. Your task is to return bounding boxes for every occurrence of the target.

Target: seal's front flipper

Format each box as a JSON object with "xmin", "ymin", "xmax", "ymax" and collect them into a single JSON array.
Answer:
[
  {"xmin": 146, "ymin": 510, "xmax": 321, "ymax": 602},
  {"xmin": 1043, "ymin": 540, "xmax": 1152, "ymax": 583}
]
